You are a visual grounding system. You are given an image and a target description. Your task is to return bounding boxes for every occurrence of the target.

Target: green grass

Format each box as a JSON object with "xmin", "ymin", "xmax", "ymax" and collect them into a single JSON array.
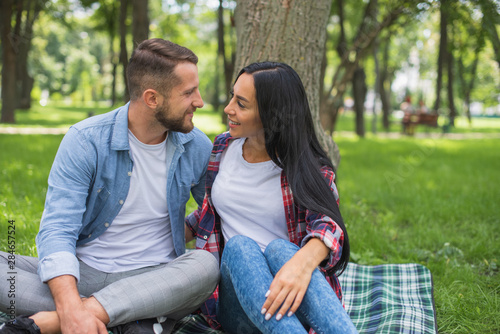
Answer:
[
  {"xmin": 335, "ymin": 136, "xmax": 500, "ymax": 333},
  {"xmin": 1, "ymin": 107, "xmax": 499, "ymax": 333}
]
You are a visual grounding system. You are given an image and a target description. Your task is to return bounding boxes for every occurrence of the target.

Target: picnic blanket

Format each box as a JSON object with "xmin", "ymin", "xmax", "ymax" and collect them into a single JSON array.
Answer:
[{"xmin": 0, "ymin": 263, "xmax": 437, "ymax": 333}]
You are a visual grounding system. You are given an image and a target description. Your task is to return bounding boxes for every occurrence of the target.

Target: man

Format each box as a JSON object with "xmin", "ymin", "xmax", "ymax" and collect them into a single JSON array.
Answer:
[{"xmin": 0, "ymin": 39, "xmax": 219, "ymax": 334}]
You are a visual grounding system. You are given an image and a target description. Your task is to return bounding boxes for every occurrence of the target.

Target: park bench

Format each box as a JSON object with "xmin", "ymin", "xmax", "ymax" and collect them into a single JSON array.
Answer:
[{"xmin": 402, "ymin": 112, "xmax": 439, "ymax": 135}]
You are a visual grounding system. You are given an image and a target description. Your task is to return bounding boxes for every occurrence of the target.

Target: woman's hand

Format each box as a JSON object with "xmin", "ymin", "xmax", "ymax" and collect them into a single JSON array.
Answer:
[{"xmin": 260, "ymin": 238, "xmax": 329, "ymax": 321}]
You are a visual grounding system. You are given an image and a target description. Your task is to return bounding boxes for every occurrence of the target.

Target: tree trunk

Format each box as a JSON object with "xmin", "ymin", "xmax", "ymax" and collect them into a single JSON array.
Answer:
[
  {"xmin": 120, "ymin": 0, "xmax": 130, "ymax": 103},
  {"xmin": 433, "ymin": 0, "xmax": 448, "ymax": 113},
  {"xmin": 132, "ymin": 0, "xmax": 149, "ymax": 49},
  {"xmin": 379, "ymin": 34, "xmax": 392, "ymax": 131},
  {"xmin": 1, "ymin": 0, "xmax": 17, "ymax": 123},
  {"xmin": 234, "ymin": 0, "xmax": 340, "ymax": 168},
  {"xmin": 352, "ymin": 67, "xmax": 367, "ymax": 137},
  {"xmin": 16, "ymin": 0, "xmax": 41, "ymax": 110},
  {"xmin": 322, "ymin": 0, "xmax": 403, "ymax": 135},
  {"xmin": 372, "ymin": 39, "xmax": 380, "ymax": 134},
  {"xmin": 446, "ymin": 48, "xmax": 456, "ymax": 126}
]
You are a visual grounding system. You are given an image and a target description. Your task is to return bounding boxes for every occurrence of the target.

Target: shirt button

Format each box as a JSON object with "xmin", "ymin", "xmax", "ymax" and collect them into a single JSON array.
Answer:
[
  {"xmin": 128, "ymin": 171, "xmax": 132, "ymax": 176},
  {"xmin": 119, "ymin": 200, "xmax": 124, "ymax": 205},
  {"xmin": 104, "ymin": 222, "xmax": 109, "ymax": 227},
  {"xmin": 97, "ymin": 188, "xmax": 101, "ymax": 193},
  {"xmin": 203, "ymin": 235, "xmax": 208, "ymax": 240},
  {"xmin": 88, "ymin": 234, "xmax": 92, "ymax": 238}
]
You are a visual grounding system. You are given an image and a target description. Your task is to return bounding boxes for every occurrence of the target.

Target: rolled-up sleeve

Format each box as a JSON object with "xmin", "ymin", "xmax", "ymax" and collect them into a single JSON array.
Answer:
[
  {"xmin": 301, "ymin": 167, "xmax": 344, "ymax": 272},
  {"xmin": 36, "ymin": 127, "xmax": 94, "ymax": 283}
]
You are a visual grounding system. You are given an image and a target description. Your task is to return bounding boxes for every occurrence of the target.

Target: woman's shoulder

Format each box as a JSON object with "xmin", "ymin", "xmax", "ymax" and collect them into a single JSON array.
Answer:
[
  {"xmin": 213, "ymin": 132, "xmax": 243, "ymax": 152},
  {"xmin": 319, "ymin": 165, "xmax": 336, "ymax": 180}
]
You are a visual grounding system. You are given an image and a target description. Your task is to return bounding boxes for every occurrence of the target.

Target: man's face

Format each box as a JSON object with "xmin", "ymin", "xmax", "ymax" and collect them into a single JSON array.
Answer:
[{"xmin": 155, "ymin": 62, "xmax": 204, "ymax": 133}]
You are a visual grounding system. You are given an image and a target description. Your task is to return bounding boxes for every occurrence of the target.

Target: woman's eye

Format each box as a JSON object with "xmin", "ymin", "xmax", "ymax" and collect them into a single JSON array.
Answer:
[{"xmin": 237, "ymin": 101, "xmax": 245, "ymax": 108}]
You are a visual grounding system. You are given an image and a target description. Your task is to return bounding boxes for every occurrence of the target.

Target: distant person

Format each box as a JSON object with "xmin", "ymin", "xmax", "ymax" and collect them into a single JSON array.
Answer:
[
  {"xmin": 0, "ymin": 38, "xmax": 219, "ymax": 334},
  {"xmin": 417, "ymin": 100, "xmax": 429, "ymax": 115},
  {"xmin": 401, "ymin": 96, "xmax": 416, "ymax": 135},
  {"xmin": 186, "ymin": 62, "xmax": 358, "ymax": 333}
]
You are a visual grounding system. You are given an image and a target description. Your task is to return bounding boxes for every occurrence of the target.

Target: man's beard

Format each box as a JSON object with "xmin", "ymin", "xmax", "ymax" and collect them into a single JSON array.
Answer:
[{"xmin": 155, "ymin": 103, "xmax": 194, "ymax": 134}]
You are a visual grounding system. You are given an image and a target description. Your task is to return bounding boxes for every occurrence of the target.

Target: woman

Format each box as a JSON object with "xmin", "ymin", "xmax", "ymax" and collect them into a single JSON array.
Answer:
[{"xmin": 186, "ymin": 62, "xmax": 357, "ymax": 333}]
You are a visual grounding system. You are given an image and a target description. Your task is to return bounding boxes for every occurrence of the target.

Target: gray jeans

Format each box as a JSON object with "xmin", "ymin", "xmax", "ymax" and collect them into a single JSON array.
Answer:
[{"xmin": 0, "ymin": 250, "xmax": 219, "ymax": 326}]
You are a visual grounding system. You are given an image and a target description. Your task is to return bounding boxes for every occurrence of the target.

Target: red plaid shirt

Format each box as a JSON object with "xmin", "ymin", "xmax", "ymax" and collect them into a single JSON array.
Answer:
[{"xmin": 185, "ymin": 132, "xmax": 345, "ymax": 329}]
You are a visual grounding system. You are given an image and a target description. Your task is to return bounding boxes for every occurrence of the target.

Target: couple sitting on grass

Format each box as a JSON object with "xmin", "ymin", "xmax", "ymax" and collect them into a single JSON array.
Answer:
[{"xmin": 0, "ymin": 38, "xmax": 357, "ymax": 334}]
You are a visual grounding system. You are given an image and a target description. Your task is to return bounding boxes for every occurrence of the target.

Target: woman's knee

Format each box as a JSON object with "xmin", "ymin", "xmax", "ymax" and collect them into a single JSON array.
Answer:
[
  {"xmin": 264, "ymin": 238, "xmax": 299, "ymax": 258},
  {"xmin": 223, "ymin": 235, "xmax": 260, "ymax": 258}
]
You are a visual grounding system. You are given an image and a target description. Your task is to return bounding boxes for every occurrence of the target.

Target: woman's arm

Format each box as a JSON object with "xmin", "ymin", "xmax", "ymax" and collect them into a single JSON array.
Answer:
[
  {"xmin": 260, "ymin": 238, "xmax": 329, "ymax": 321},
  {"xmin": 185, "ymin": 222, "xmax": 194, "ymax": 242}
]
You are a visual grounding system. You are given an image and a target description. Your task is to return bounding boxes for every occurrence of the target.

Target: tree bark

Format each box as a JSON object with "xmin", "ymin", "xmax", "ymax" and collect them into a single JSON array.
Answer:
[
  {"xmin": 446, "ymin": 47, "xmax": 456, "ymax": 126},
  {"xmin": 132, "ymin": 0, "xmax": 149, "ymax": 49},
  {"xmin": 433, "ymin": 0, "xmax": 448, "ymax": 113},
  {"xmin": 379, "ymin": 33, "xmax": 392, "ymax": 131},
  {"xmin": 352, "ymin": 67, "xmax": 367, "ymax": 137},
  {"xmin": 15, "ymin": 0, "xmax": 42, "ymax": 110},
  {"xmin": 119, "ymin": 0, "xmax": 130, "ymax": 102},
  {"xmin": 234, "ymin": 0, "xmax": 340, "ymax": 167},
  {"xmin": 1, "ymin": 0, "xmax": 17, "ymax": 123}
]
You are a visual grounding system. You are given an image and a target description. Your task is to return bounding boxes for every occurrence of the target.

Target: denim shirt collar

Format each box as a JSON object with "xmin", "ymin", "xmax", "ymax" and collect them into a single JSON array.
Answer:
[
  {"xmin": 111, "ymin": 102, "xmax": 131, "ymax": 151},
  {"xmin": 110, "ymin": 102, "xmax": 196, "ymax": 151}
]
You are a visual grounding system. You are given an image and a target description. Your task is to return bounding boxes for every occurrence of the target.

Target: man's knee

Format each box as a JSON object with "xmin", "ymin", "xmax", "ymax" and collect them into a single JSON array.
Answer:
[{"xmin": 187, "ymin": 250, "xmax": 219, "ymax": 289}]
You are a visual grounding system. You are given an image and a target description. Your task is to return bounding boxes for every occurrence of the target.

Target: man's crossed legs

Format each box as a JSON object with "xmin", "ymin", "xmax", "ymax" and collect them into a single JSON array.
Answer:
[{"xmin": 0, "ymin": 250, "xmax": 219, "ymax": 333}]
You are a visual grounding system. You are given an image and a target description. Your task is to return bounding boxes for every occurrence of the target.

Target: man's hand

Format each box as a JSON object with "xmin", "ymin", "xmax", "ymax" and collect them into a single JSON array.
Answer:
[
  {"xmin": 58, "ymin": 302, "xmax": 108, "ymax": 334},
  {"xmin": 260, "ymin": 238, "xmax": 329, "ymax": 321},
  {"xmin": 48, "ymin": 275, "xmax": 108, "ymax": 334}
]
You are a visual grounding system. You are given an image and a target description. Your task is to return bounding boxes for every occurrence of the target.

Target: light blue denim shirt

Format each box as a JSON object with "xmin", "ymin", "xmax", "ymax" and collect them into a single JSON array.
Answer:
[{"xmin": 35, "ymin": 103, "xmax": 212, "ymax": 283}]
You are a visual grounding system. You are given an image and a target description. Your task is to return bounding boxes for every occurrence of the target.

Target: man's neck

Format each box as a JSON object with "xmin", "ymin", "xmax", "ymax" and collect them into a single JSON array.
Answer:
[{"xmin": 128, "ymin": 101, "xmax": 167, "ymax": 144}]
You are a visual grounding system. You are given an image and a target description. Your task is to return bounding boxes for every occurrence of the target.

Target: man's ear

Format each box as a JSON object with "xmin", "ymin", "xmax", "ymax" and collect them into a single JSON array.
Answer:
[{"xmin": 143, "ymin": 89, "xmax": 160, "ymax": 109}]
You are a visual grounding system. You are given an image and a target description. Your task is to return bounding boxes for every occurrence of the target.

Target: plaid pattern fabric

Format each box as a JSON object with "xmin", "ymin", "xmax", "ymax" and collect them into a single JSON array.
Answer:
[
  {"xmin": 185, "ymin": 132, "xmax": 346, "ymax": 329},
  {"xmin": 0, "ymin": 263, "xmax": 437, "ymax": 333},
  {"xmin": 339, "ymin": 263, "xmax": 437, "ymax": 334}
]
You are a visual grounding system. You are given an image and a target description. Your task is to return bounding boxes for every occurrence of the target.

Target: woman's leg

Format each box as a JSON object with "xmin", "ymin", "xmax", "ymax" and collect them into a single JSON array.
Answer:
[
  {"xmin": 217, "ymin": 235, "xmax": 307, "ymax": 334},
  {"xmin": 264, "ymin": 239, "xmax": 358, "ymax": 334}
]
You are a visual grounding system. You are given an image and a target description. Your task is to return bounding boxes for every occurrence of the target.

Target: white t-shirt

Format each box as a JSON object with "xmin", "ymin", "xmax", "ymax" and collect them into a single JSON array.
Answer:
[
  {"xmin": 76, "ymin": 131, "xmax": 176, "ymax": 272},
  {"xmin": 212, "ymin": 138, "xmax": 288, "ymax": 251}
]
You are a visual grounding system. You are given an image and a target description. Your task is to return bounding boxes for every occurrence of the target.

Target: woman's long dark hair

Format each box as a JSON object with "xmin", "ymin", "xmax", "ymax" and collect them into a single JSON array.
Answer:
[{"xmin": 236, "ymin": 62, "xmax": 349, "ymax": 275}]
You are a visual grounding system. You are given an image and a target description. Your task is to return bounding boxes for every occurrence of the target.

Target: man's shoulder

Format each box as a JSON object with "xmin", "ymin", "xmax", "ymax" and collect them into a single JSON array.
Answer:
[
  {"xmin": 175, "ymin": 127, "xmax": 212, "ymax": 150},
  {"xmin": 71, "ymin": 105, "xmax": 124, "ymax": 132}
]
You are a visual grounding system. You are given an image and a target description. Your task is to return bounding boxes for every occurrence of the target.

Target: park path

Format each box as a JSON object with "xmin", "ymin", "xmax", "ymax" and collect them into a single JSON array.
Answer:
[{"xmin": 0, "ymin": 126, "xmax": 499, "ymax": 139}]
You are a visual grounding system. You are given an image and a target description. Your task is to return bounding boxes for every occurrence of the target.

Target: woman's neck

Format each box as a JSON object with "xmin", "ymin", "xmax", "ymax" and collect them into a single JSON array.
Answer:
[{"xmin": 242, "ymin": 137, "xmax": 270, "ymax": 163}]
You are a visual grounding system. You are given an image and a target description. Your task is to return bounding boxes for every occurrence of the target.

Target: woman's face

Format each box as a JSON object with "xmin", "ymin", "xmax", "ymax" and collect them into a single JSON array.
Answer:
[{"xmin": 224, "ymin": 73, "xmax": 264, "ymax": 140}]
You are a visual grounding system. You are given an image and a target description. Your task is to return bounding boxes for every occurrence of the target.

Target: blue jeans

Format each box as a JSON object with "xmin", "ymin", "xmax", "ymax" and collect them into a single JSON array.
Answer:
[{"xmin": 216, "ymin": 235, "xmax": 358, "ymax": 334}]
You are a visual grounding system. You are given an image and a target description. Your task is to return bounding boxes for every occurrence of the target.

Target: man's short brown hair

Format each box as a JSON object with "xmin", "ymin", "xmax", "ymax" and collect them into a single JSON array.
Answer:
[{"xmin": 127, "ymin": 39, "xmax": 198, "ymax": 100}]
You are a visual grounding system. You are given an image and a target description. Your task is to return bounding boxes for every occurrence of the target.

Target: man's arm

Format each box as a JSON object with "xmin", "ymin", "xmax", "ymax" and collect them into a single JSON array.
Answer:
[{"xmin": 48, "ymin": 275, "xmax": 108, "ymax": 334}]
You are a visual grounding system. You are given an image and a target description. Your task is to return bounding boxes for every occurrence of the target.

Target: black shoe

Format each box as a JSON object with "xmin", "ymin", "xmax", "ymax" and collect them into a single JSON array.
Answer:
[
  {"xmin": 109, "ymin": 317, "xmax": 176, "ymax": 334},
  {"xmin": 0, "ymin": 316, "xmax": 41, "ymax": 334}
]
